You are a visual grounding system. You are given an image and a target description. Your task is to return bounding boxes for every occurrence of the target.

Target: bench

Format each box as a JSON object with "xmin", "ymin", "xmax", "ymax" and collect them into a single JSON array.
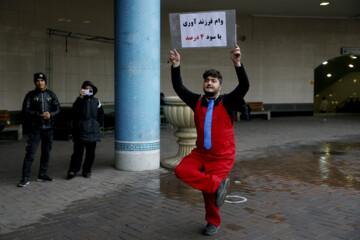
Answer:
[
  {"xmin": 0, "ymin": 110, "xmax": 22, "ymax": 140},
  {"xmin": 236, "ymin": 102, "xmax": 271, "ymax": 120}
]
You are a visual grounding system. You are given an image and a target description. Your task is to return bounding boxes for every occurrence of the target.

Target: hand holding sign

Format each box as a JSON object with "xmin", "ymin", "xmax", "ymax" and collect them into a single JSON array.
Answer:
[
  {"xmin": 230, "ymin": 45, "xmax": 241, "ymax": 67},
  {"xmin": 169, "ymin": 49, "xmax": 181, "ymax": 67}
]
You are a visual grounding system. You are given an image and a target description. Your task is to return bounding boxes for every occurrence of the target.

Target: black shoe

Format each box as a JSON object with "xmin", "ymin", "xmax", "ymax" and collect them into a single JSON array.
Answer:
[
  {"xmin": 37, "ymin": 175, "xmax": 54, "ymax": 182},
  {"xmin": 203, "ymin": 223, "xmax": 219, "ymax": 235},
  {"xmin": 215, "ymin": 178, "xmax": 230, "ymax": 207},
  {"xmin": 67, "ymin": 172, "xmax": 76, "ymax": 179},
  {"xmin": 82, "ymin": 172, "xmax": 91, "ymax": 178},
  {"xmin": 18, "ymin": 178, "xmax": 30, "ymax": 187}
]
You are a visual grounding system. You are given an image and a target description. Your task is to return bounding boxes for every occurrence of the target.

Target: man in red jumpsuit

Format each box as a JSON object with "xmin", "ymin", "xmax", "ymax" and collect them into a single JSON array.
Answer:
[{"xmin": 169, "ymin": 45, "xmax": 249, "ymax": 235}]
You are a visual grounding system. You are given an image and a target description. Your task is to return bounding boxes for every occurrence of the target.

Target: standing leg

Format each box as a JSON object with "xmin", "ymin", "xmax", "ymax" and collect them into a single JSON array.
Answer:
[
  {"xmin": 68, "ymin": 141, "xmax": 85, "ymax": 174},
  {"xmin": 38, "ymin": 129, "xmax": 53, "ymax": 176},
  {"xmin": 82, "ymin": 142, "xmax": 96, "ymax": 177},
  {"xmin": 203, "ymin": 193, "xmax": 220, "ymax": 225},
  {"xmin": 202, "ymin": 158, "xmax": 234, "ymax": 227},
  {"xmin": 21, "ymin": 129, "xmax": 41, "ymax": 179}
]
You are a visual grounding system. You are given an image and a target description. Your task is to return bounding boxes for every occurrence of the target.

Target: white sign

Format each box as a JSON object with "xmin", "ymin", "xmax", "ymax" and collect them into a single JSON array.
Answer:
[
  {"xmin": 179, "ymin": 11, "xmax": 227, "ymax": 48},
  {"xmin": 341, "ymin": 47, "xmax": 360, "ymax": 55}
]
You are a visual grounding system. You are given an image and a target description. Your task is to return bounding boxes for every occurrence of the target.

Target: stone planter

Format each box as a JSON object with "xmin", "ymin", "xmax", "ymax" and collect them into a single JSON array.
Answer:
[{"xmin": 161, "ymin": 96, "xmax": 197, "ymax": 169}]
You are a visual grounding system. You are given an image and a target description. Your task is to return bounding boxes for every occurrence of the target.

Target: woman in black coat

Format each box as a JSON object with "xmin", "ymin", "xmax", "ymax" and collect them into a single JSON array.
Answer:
[{"xmin": 67, "ymin": 81, "xmax": 104, "ymax": 179}]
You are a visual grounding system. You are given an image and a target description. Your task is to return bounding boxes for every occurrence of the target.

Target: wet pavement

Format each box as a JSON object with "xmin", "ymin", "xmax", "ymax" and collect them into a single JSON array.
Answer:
[
  {"xmin": 1, "ymin": 115, "xmax": 360, "ymax": 239},
  {"xmin": 226, "ymin": 142, "xmax": 360, "ymax": 240},
  {"xmin": 234, "ymin": 141, "xmax": 360, "ymax": 191}
]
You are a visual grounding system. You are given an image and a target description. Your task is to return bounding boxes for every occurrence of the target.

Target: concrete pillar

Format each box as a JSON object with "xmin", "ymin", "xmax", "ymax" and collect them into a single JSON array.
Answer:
[{"xmin": 114, "ymin": 0, "xmax": 160, "ymax": 171}]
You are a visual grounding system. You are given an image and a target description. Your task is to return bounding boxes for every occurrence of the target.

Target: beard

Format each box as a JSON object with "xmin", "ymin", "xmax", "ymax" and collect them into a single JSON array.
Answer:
[{"xmin": 204, "ymin": 90, "xmax": 217, "ymax": 98}]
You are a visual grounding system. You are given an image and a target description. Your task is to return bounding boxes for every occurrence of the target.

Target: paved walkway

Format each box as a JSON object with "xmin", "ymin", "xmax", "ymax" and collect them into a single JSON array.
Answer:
[{"xmin": 1, "ymin": 115, "xmax": 360, "ymax": 239}]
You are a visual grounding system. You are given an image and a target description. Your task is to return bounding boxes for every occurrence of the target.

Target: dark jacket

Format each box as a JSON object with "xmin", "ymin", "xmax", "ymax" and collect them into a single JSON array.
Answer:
[
  {"xmin": 72, "ymin": 81, "xmax": 104, "ymax": 142},
  {"xmin": 171, "ymin": 65, "xmax": 250, "ymax": 123},
  {"xmin": 22, "ymin": 88, "xmax": 61, "ymax": 129}
]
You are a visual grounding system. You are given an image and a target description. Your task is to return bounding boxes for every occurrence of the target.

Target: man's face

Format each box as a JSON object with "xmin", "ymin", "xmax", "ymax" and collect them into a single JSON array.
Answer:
[
  {"xmin": 203, "ymin": 76, "xmax": 222, "ymax": 98},
  {"xmin": 35, "ymin": 79, "xmax": 46, "ymax": 90}
]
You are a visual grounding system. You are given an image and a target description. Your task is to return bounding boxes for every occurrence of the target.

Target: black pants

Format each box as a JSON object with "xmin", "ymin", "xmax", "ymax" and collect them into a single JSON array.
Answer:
[
  {"xmin": 68, "ymin": 142, "xmax": 96, "ymax": 174},
  {"xmin": 21, "ymin": 128, "xmax": 53, "ymax": 179}
]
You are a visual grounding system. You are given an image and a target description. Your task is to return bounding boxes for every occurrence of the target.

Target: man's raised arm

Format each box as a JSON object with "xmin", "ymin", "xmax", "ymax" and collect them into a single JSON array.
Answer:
[
  {"xmin": 223, "ymin": 45, "xmax": 250, "ymax": 110},
  {"xmin": 169, "ymin": 49, "xmax": 199, "ymax": 110},
  {"xmin": 230, "ymin": 44, "xmax": 242, "ymax": 67}
]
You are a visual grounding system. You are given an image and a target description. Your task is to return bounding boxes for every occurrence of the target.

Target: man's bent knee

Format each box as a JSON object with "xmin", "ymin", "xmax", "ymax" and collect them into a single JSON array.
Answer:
[{"xmin": 174, "ymin": 164, "xmax": 182, "ymax": 179}]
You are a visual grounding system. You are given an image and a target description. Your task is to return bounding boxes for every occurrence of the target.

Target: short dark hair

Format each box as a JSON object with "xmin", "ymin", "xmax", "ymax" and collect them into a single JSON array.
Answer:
[{"xmin": 203, "ymin": 69, "xmax": 222, "ymax": 84}]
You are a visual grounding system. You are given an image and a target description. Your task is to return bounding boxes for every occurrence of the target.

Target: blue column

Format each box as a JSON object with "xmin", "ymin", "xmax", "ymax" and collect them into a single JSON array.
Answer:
[{"xmin": 114, "ymin": 0, "xmax": 160, "ymax": 170}]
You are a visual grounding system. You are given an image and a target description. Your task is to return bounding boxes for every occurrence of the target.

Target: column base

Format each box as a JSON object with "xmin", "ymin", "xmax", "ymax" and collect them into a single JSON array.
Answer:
[{"xmin": 115, "ymin": 150, "xmax": 160, "ymax": 171}]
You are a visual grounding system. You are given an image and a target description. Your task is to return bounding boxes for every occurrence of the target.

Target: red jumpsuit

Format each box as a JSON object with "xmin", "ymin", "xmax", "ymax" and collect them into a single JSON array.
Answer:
[
  {"xmin": 171, "ymin": 65, "xmax": 249, "ymax": 227},
  {"xmin": 175, "ymin": 97, "xmax": 235, "ymax": 226}
]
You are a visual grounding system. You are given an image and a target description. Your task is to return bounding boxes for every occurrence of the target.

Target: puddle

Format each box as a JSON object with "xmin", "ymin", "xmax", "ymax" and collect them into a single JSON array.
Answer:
[
  {"xmin": 160, "ymin": 141, "xmax": 360, "ymax": 204},
  {"xmin": 230, "ymin": 141, "xmax": 360, "ymax": 192},
  {"xmin": 160, "ymin": 171, "xmax": 204, "ymax": 205}
]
